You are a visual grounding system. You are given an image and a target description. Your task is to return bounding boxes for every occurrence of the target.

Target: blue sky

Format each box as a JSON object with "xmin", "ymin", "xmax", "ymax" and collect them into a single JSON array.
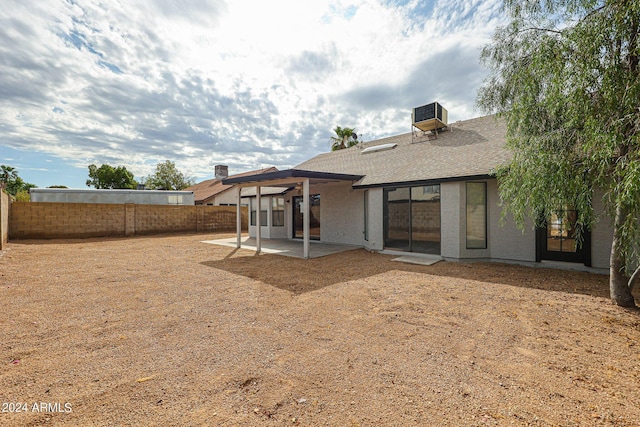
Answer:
[{"xmin": 0, "ymin": 0, "xmax": 505, "ymax": 188}]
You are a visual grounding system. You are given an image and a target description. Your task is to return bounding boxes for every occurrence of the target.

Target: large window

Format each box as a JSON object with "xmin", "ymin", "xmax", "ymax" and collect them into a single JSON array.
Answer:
[
  {"xmin": 272, "ymin": 197, "xmax": 284, "ymax": 227},
  {"xmin": 364, "ymin": 190, "xmax": 369, "ymax": 241},
  {"xmin": 466, "ymin": 182, "xmax": 487, "ymax": 249},
  {"xmin": 250, "ymin": 198, "xmax": 267, "ymax": 226}
]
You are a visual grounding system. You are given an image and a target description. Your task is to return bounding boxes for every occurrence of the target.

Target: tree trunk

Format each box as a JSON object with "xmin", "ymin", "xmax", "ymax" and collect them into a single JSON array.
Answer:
[{"xmin": 609, "ymin": 205, "xmax": 636, "ymax": 307}]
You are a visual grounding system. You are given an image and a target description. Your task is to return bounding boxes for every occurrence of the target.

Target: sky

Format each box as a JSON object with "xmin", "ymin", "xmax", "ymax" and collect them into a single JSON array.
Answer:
[{"xmin": 0, "ymin": 0, "xmax": 505, "ymax": 189}]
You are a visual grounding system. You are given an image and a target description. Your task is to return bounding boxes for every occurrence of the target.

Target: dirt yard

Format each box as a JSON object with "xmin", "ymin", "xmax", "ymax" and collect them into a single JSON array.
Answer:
[{"xmin": 1, "ymin": 233, "xmax": 639, "ymax": 426}]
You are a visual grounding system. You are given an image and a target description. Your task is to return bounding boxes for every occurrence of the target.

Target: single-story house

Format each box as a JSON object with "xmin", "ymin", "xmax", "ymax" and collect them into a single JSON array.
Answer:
[
  {"xmin": 185, "ymin": 166, "xmax": 280, "ymax": 205},
  {"xmin": 222, "ymin": 112, "xmax": 613, "ymax": 268}
]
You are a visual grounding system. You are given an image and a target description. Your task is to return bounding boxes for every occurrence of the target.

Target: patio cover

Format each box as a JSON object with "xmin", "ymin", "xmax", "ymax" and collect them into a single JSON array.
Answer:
[{"xmin": 222, "ymin": 169, "xmax": 363, "ymax": 259}]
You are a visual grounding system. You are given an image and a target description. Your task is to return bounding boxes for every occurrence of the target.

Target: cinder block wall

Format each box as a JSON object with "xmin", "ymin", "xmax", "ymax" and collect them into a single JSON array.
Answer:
[
  {"xmin": 0, "ymin": 190, "xmax": 9, "ymax": 249},
  {"xmin": 198, "ymin": 206, "xmax": 241, "ymax": 233},
  {"xmin": 9, "ymin": 202, "xmax": 247, "ymax": 239},
  {"xmin": 134, "ymin": 205, "xmax": 197, "ymax": 234}
]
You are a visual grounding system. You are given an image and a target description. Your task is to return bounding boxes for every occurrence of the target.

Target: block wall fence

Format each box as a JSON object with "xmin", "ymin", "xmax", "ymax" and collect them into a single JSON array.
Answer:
[
  {"xmin": 0, "ymin": 190, "xmax": 9, "ymax": 249},
  {"xmin": 9, "ymin": 202, "xmax": 248, "ymax": 240}
]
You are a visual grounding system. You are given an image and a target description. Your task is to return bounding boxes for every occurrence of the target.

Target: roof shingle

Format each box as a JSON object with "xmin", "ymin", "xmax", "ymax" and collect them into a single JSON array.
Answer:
[
  {"xmin": 185, "ymin": 167, "xmax": 278, "ymax": 203},
  {"xmin": 295, "ymin": 115, "xmax": 510, "ymax": 187}
]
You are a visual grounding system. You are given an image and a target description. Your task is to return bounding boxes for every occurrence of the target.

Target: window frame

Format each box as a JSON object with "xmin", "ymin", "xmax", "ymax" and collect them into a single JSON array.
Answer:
[
  {"xmin": 465, "ymin": 182, "xmax": 487, "ymax": 250},
  {"xmin": 272, "ymin": 197, "xmax": 285, "ymax": 227},
  {"xmin": 249, "ymin": 198, "xmax": 267, "ymax": 226},
  {"xmin": 363, "ymin": 190, "xmax": 369, "ymax": 241}
]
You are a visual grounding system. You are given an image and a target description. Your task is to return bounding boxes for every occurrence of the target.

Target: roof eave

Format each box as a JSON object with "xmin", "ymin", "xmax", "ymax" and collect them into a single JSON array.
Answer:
[
  {"xmin": 352, "ymin": 173, "xmax": 496, "ymax": 189},
  {"xmin": 222, "ymin": 168, "xmax": 364, "ymax": 186}
]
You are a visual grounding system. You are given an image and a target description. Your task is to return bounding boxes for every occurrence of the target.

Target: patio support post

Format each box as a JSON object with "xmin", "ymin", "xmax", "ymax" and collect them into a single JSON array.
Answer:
[
  {"xmin": 256, "ymin": 185, "xmax": 261, "ymax": 254},
  {"xmin": 303, "ymin": 178, "xmax": 310, "ymax": 259},
  {"xmin": 236, "ymin": 185, "xmax": 242, "ymax": 248}
]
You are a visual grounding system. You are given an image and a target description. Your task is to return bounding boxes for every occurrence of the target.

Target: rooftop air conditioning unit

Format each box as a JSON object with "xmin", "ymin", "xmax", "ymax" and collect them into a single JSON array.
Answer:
[
  {"xmin": 412, "ymin": 101, "xmax": 448, "ymax": 132},
  {"xmin": 215, "ymin": 164, "xmax": 229, "ymax": 180}
]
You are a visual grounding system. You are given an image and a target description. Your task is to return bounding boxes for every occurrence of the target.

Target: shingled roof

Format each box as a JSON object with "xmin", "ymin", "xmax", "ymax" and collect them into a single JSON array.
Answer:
[
  {"xmin": 186, "ymin": 166, "xmax": 278, "ymax": 204},
  {"xmin": 295, "ymin": 114, "xmax": 510, "ymax": 188}
]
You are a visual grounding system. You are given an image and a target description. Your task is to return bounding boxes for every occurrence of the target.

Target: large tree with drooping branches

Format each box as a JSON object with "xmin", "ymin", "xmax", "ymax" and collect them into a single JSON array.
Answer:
[{"xmin": 477, "ymin": 0, "xmax": 639, "ymax": 307}]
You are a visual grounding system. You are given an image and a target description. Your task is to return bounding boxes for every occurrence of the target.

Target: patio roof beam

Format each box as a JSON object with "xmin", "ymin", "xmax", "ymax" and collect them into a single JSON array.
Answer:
[
  {"xmin": 231, "ymin": 178, "xmax": 297, "ymax": 188},
  {"xmin": 222, "ymin": 169, "xmax": 363, "ymax": 186},
  {"xmin": 230, "ymin": 177, "xmax": 355, "ymax": 189}
]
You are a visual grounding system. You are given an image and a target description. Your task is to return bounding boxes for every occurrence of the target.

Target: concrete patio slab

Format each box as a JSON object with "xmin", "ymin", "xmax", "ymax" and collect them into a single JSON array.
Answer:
[
  {"xmin": 390, "ymin": 254, "xmax": 443, "ymax": 266},
  {"xmin": 201, "ymin": 237, "xmax": 361, "ymax": 259}
]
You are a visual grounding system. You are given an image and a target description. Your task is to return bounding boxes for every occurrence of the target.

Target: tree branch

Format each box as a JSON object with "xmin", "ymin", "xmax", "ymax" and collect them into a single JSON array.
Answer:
[
  {"xmin": 517, "ymin": 27, "xmax": 563, "ymax": 35},
  {"xmin": 581, "ymin": 5, "xmax": 606, "ymax": 24},
  {"xmin": 629, "ymin": 264, "xmax": 640, "ymax": 292},
  {"xmin": 516, "ymin": 5, "xmax": 608, "ymax": 37}
]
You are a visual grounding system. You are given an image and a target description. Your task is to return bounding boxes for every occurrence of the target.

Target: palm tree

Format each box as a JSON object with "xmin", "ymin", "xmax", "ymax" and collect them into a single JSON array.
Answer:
[
  {"xmin": 0, "ymin": 165, "xmax": 18, "ymax": 190},
  {"xmin": 330, "ymin": 126, "xmax": 358, "ymax": 151}
]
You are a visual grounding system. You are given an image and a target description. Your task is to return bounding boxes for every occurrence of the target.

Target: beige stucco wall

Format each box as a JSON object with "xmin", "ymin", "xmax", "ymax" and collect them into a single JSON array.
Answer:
[{"xmin": 212, "ymin": 189, "xmax": 238, "ymax": 206}]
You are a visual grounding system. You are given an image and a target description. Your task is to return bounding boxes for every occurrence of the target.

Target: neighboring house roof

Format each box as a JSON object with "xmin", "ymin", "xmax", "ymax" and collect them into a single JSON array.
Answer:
[
  {"xmin": 295, "ymin": 114, "xmax": 510, "ymax": 188},
  {"xmin": 186, "ymin": 167, "xmax": 278, "ymax": 203}
]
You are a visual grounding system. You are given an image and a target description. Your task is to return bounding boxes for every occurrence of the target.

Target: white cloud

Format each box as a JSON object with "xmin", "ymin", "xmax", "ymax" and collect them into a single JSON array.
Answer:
[{"xmin": 0, "ymin": 0, "xmax": 504, "ymax": 187}]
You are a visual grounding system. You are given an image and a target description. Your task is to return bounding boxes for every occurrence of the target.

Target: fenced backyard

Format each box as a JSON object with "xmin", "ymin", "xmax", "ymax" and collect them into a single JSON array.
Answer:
[
  {"xmin": 0, "ymin": 233, "xmax": 638, "ymax": 426},
  {"xmin": 7, "ymin": 201, "xmax": 247, "ymax": 239}
]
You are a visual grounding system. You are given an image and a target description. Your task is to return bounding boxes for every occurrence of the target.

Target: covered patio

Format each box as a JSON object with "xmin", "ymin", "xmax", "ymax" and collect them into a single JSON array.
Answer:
[
  {"xmin": 222, "ymin": 169, "xmax": 363, "ymax": 259},
  {"xmin": 202, "ymin": 236, "xmax": 362, "ymax": 259}
]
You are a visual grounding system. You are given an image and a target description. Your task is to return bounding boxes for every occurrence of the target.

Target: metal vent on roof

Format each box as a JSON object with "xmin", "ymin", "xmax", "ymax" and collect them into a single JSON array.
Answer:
[{"xmin": 361, "ymin": 143, "xmax": 397, "ymax": 154}]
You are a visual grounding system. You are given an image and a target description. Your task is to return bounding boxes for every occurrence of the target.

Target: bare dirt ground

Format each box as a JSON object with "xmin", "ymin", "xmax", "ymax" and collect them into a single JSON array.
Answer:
[{"xmin": 0, "ymin": 233, "xmax": 639, "ymax": 426}]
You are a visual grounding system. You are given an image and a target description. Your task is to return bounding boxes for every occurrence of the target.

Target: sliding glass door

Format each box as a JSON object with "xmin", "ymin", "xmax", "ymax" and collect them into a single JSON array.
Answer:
[
  {"xmin": 384, "ymin": 187, "xmax": 411, "ymax": 250},
  {"xmin": 292, "ymin": 195, "xmax": 321, "ymax": 240},
  {"xmin": 384, "ymin": 185, "xmax": 440, "ymax": 254}
]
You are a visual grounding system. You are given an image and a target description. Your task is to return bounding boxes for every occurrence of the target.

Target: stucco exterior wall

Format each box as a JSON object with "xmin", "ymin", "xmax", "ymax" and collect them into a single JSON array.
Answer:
[{"xmin": 212, "ymin": 189, "xmax": 238, "ymax": 206}]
